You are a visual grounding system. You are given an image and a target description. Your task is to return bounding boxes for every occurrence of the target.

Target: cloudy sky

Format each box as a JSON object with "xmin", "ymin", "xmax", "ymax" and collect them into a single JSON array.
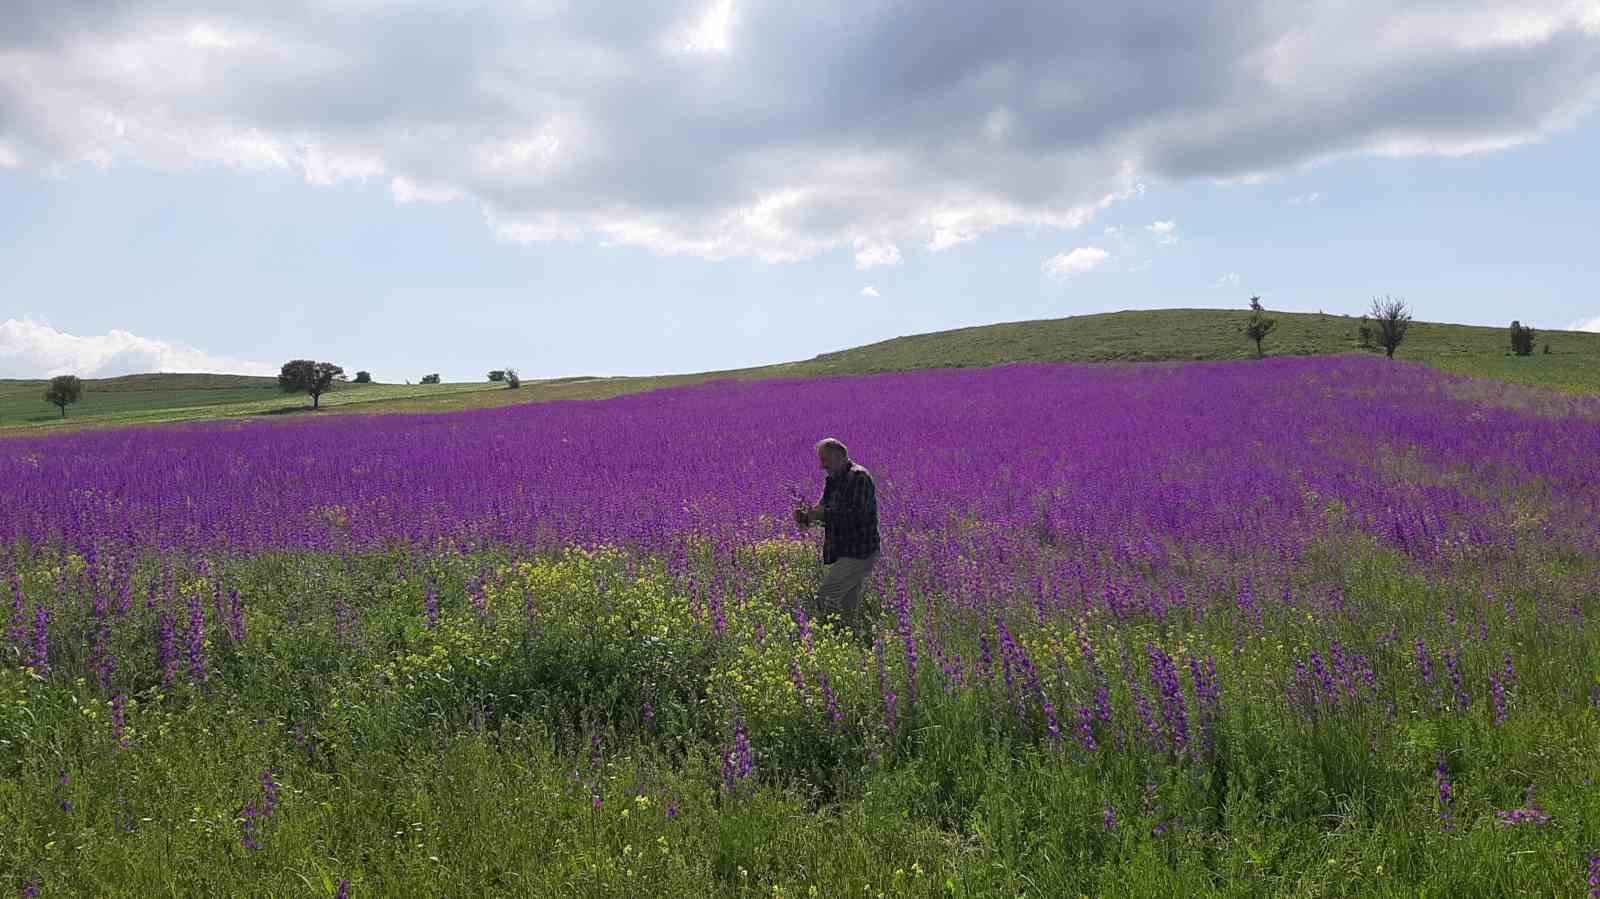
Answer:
[{"xmin": 2, "ymin": 1, "xmax": 1599, "ymax": 381}]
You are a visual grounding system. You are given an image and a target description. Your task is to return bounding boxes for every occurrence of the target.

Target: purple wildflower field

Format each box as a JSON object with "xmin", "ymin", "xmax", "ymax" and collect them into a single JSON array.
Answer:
[{"xmin": 2, "ymin": 354, "xmax": 1598, "ymax": 896}]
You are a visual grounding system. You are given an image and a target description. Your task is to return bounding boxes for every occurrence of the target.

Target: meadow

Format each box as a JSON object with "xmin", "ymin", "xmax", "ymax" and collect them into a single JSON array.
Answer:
[
  {"xmin": 5, "ymin": 309, "xmax": 1599, "ymax": 437},
  {"xmin": 2, "ymin": 355, "xmax": 1599, "ymax": 897}
]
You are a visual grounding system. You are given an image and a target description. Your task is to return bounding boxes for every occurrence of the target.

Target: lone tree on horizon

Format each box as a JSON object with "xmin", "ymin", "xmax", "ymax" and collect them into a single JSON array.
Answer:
[
  {"xmin": 278, "ymin": 359, "xmax": 345, "ymax": 409},
  {"xmin": 44, "ymin": 374, "xmax": 82, "ymax": 418},
  {"xmin": 1243, "ymin": 295, "xmax": 1277, "ymax": 358},
  {"xmin": 1509, "ymin": 320, "xmax": 1537, "ymax": 356},
  {"xmin": 1369, "ymin": 295, "xmax": 1412, "ymax": 358}
]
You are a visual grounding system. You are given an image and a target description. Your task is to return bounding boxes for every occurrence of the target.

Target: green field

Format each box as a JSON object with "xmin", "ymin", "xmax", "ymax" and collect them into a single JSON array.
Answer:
[{"xmin": 3, "ymin": 309, "xmax": 1597, "ymax": 436}]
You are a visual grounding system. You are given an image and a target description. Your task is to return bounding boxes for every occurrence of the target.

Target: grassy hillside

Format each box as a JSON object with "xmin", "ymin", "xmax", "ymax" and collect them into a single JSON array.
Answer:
[
  {"xmin": 803, "ymin": 309, "xmax": 1600, "ymax": 392},
  {"xmin": 2, "ymin": 309, "xmax": 1596, "ymax": 434},
  {"xmin": 0, "ymin": 373, "xmax": 505, "ymax": 431}
]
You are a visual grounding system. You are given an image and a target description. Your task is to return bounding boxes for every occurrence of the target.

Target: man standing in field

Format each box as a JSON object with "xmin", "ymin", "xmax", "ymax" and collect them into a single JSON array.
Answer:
[{"xmin": 794, "ymin": 438, "xmax": 880, "ymax": 632}]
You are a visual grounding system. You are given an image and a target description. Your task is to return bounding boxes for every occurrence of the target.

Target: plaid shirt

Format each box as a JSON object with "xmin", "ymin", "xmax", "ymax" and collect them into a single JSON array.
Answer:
[{"xmin": 819, "ymin": 462, "xmax": 880, "ymax": 563}]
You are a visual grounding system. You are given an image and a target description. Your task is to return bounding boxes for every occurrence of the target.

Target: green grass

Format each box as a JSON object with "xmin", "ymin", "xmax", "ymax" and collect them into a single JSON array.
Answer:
[
  {"xmin": 0, "ymin": 374, "xmax": 508, "ymax": 432},
  {"xmin": 4, "ymin": 310, "xmax": 1597, "ymax": 435},
  {"xmin": 4, "ymin": 536, "xmax": 1597, "ymax": 897}
]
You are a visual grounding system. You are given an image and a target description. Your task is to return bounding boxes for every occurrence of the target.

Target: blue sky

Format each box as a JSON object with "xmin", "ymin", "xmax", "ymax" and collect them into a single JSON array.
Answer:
[{"xmin": 3, "ymin": 2, "xmax": 1599, "ymax": 381}]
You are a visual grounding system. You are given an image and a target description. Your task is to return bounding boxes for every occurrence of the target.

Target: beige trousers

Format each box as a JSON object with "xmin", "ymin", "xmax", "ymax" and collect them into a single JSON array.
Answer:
[{"xmin": 817, "ymin": 552, "xmax": 878, "ymax": 629}]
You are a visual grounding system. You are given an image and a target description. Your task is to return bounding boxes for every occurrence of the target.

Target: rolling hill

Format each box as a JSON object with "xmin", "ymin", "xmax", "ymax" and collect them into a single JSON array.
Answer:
[{"xmin": 3, "ymin": 308, "xmax": 1596, "ymax": 434}]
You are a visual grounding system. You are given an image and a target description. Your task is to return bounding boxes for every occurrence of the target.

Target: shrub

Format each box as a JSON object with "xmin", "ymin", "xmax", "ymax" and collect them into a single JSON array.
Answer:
[
  {"xmin": 1509, "ymin": 321, "xmax": 1536, "ymax": 356},
  {"xmin": 44, "ymin": 375, "xmax": 83, "ymax": 418}
]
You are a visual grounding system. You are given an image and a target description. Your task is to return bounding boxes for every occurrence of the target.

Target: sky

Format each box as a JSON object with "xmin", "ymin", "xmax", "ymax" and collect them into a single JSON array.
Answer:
[{"xmin": 2, "ymin": 1, "xmax": 1599, "ymax": 382}]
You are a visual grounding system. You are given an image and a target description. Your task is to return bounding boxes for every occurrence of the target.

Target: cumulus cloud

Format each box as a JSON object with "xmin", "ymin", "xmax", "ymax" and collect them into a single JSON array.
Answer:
[
  {"xmin": 859, "ymin": 285, "xmax": 880, "ymax": 297},
  {"xmin": 2, "ymin": 2, "xmax": 1598, "ymax": 263},
  {"xmin": 0, "ymin": 318, "xmax": 276, "ymax": 378},
  {"xmin": 1146, "ymin": 220, "xmax": 1178, "ymax": 244},
  {"xmin": 1042, "ymin": 247, "xmax": 1110, "ymax": 279},
  {"xmin": 853, "ymin": 240, "xmax": 902, "ymax": 269},
  {"xmin": 1572, "ymin": 315, "xmax": 1600, "ymax": 332},
  {"xmin": 1217, "ymin": 272, "xmax": 1241, "ymax": 287},
  {"xmin": 1289, "ymin": 191, "xmax": 1323, "ymax": 206}
]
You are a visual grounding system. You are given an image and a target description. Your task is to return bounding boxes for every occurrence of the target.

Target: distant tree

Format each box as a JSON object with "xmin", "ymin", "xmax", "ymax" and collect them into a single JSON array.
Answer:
[
  {"xmin": 1369, "ymin": 295, "xmax": 1412, "ymax": 359},
  {"xmin": 353, "ymin": 371, "xmax": 372, "ymax": 384},
  {"xmin": 487, "ymin": 370, "xmax": 505, "ymax": 382},
  {"xmin": 44, "ymin": 375, "xmax": 83, "ymax": 419},
  {"xmin": 504, "ymin": 367, "xmax": 521, "ymax": 389},
  {"xmin": 1356, "ymin": 314, "xmax": 1376, "ymax": 350},
  {"xmin": 278, "ymin": 359, "xmax": 345, "ymax": 409},
  {"xmin": 1243, "ymin": 296, "xmax": 1277, "ymax": 359},
  {"xmin": 421, "ymin": 373, "xmax": 441, "ymax": 385},
  {"xmin": 1509, "ymin": 321, "xmax": 1536, "ymax": 356},
  {"xmin": 1543, "ymin": 342, "xmax": 1552, "ymax": 355}
]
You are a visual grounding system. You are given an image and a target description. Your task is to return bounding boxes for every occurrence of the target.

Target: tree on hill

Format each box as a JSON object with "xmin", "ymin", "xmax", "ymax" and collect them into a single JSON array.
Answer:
[
  {"xmin": 1243, "ymin": 296, "xmax": 1277, "ymax": 358},
  {"xmin": 278, "ymin": 360, "xmax": 345, "ymax": 409},
  {"xmin": 487, "ymin": 370, "xmax": 505, "ymax": 382},
  {"xmin": 1509, "ymin": 321, "xmax": 1536, "ymax": 356},
  {"xmin": 504, "ymin": 367, "xmax": 521, "ymax": 389},
  {"xmin": 1369, "ymin": 295, "xmax": 1411, "ymax": 358},
  {"xmin": 353, "ymin": 371, "xmax": 372, "ymax": 383},
  {"xmin": 44, "ymin": 375, "xmax": 82, "ymax": 418},
  {"xmin": 421, "ymin": 373, "xmax": 441, "ymax": 384}
]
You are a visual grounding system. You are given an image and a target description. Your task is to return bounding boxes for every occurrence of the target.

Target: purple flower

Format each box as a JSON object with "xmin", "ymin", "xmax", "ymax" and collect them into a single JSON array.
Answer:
[
  {"xmin": 1414, "ymin": 638, "xmax": 1434, "ymax": 687},
  {"xmin": 817, "ymin": 672, "xmax": 843, "ymax": 731},
  {"xmin": 334, "ymin": 880, "xmax": 350, "ymax": 899},
  {"xmin": 1073, "ymin": 705, "xmax": 1097, "ymax": 751},
  {"xmin": 1586, "ymin": 852, "xmax": 1599, "ymax": 898},
  {"xmin": 1489, "ymin": 675, "xmax": 1507, "ymax": 726},
  {"xmin": 111, "ymin": 693, "xmax": 127, "ymax": 747},
  {"xmin": 156, "ymin": 611, "xmax": 178, "ymax": 686},
  {"xmin": 720, "ymin": 717, "xmax": 753, "ymax": 792},
  {"xmin": 185, "ymin": 589, "xmax": 206, "ymax": 684},
  {"xmin": 1102, "ymin": 805, "xmax": 1117, "ymax": 830},
  {"xmin": 424, "ymin": 584, "xmax": 440, "ymax": 630},
  {"xmin": 1434, "ymin": 753, "xmax": 1454, "ymax": 829}
]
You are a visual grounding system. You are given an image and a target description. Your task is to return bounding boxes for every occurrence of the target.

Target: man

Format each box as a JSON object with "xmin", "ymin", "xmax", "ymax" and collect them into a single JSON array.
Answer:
[{"xmin": 794, "ymin": 437, "xmax": 880, "ymax": 631}]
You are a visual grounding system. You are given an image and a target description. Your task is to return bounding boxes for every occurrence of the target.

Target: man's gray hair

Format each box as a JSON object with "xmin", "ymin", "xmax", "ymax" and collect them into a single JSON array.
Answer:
[{"xmin": 815, "ymin": 437, "xmax": 849, "ymax": 458}]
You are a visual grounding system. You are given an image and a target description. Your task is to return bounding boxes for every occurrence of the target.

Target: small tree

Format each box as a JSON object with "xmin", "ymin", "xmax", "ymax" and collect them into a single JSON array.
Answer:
[
  {"xmin": 1356, "ymin": 314, "xmax": 1376, "ymax": 350},
  {"xmin": 44, "ymin": 375, "xmax": 83, "ymax": 419},
  {"xmin": 1509, "ymin": 321, "xmax": 1536, "ymax": 356},
  {"xmin": 1243, "ymin": 295, "xmax": 1277, "ymax": 359},
  {"xmin": 353, "ymin": 371, "xmax": 372, "ymax": 383},
  {"xmin": 278, "ymin": 359, "xmax": 345, "ymax": 409},
  {"xmin": 504, "ymin": 367, "xmax": 521, "ymax": 389},
  {"xmin": 487, "ymin": 370, "xmax": 505, "ymax": 382},
  {"xmin": 1369, "ymin": 295, "xmax": 1411, "ymax": 358},
  {"xmin": 421, "ymin": 373, "xmax": 441, "ymax": 385}
]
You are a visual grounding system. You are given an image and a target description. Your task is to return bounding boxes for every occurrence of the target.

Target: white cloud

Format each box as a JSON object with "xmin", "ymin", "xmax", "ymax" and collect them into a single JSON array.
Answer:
[
  {"xmin": 0, "ymin": 318, "xmax": 277, "ymax": 379},
  {"xmin": 853, "ymin": 240, "xmax": 902, "ymax": 269},
  {"xmin": 1289, "ymin": 191, "xmax": 1323, "ymax": 206},
  {"xmin": 1146, "ymin": 220, "xmax": 1178, "ymax": 244},
  {"xmin": 2, "ymin": 2, "xmax": 1597, "ymax": 263},
  {"xmin": 1217, "ymin": 272, "xmax": 1241, "ymax": 287},
  {"xmin": 391, "ymin": 176, "xmax": 463, "ymax": 205},
  {"xmin": 1571, "ymin": 315, "xmax": 1600, "ymax": 333},
  {"xmin": 859, "ymin": 286, "xmax": 880, "ymax": 297},
  {"xmin": 1041, "ymin": 246, "xmax": 1110, "ymax": 279},
  {"xmin": 672, "ymin": 0, "xmax": 737, "ymax": 55}
]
